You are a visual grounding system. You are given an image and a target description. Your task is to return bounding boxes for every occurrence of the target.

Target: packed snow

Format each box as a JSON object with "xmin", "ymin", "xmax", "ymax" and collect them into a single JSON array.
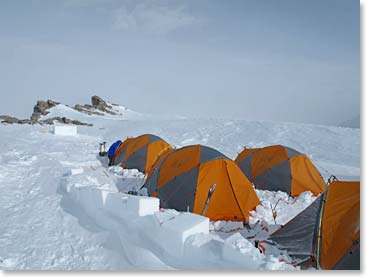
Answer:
[{"xmin": 0, "ymin": 105, "xmax": 360, "ymax": 270}]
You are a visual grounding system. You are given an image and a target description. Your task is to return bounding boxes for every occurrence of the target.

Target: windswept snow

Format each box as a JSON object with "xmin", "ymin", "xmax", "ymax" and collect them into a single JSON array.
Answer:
[{"xmin": 0, "ymin": 112, "xmax": 360, "ymax": 270}]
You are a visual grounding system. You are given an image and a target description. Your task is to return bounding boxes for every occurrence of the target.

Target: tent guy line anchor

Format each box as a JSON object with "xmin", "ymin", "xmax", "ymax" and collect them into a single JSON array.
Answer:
[{"xmin": 270, "ymin": 199, "xmax": 281, "ymax": 225}]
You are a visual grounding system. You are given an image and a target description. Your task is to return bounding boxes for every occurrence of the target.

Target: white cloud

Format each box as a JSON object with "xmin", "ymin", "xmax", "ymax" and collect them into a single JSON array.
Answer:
[{"xmin": 112, "ymin": 0, "xmax": 198, "ymax": 35}]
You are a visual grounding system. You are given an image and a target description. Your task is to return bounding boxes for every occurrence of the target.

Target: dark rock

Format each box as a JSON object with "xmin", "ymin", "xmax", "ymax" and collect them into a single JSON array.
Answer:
[
  {"xmin": 73, "ymin": 96, "xmax": 118, "ymax": 115},
  {"xmin": 0, "ymin": 115, "xmax": 32, "ymax": 125},
  {"xmin": 91, "ymin": 95, "xmax": 117, "ymax": 115},
  {"xmin": 33, "ymin": 101, "xmax": 49, "ymax": 114},
  {"xmin": 70, "ymin": 119, "xmax": 92, "ymax": 126},
  {"xmin": 1, "ymin": 114, "xmax": 92, "ymax": 126},
  {"xmin": 0, "ymin": 115, "xmax": 19, "ymax": 124},
  {"xmin": 47, "ymin": 100, "xmax": 59, "ymax": 107},
  {"xmin": 18, "ymin": 119, "xmax": 33, "ymax": 124},
  {"xmin": 74, "ymin": 104, "xmax": 104, "ymax": 116},
  {"xmin": 31, "ymin": 99, "xmax": 60, "ymax": 121},
  {"xmin": 39, "ymin": 117, "xmax": 93, "ymax": 126},
  {"xmin": 92, "ymin": 95, "xmax": 110, "ymax": 109},
  {"xmin": 31, "ymin": 112, "xmax": 42, "ymax": 121}
]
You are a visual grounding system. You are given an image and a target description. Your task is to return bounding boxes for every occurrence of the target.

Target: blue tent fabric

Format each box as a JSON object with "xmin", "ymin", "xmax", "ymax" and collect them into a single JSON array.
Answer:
[{"xmin": 108, "ymin": 140, "xmax": 122, "ymax": 159}]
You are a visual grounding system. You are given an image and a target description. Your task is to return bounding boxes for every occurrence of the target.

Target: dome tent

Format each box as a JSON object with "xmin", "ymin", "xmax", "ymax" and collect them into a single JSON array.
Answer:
[
  {"xmin": 235, "ymin": 145, "xmax": 326, "ymax": 196},
  {"xmin": 110, "ymin": 137, "xmax": 134, "ymax": 165},
  {"xmin": 144, "ymin": 145, "xmax": 260, "ymax": 221},
  {"xmin": 269, "ymin": 180, "xmax": 360, "ymax": 270},
  {"xmin": 110, "ymin": 134, "xmax": 172, "ymax": 175}
]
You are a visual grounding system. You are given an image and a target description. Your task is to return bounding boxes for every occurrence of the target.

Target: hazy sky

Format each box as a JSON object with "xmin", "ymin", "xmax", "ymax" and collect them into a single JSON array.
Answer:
[{"xmin": 0, "ymin": 0, "xmax": 359, "ymax": 125}]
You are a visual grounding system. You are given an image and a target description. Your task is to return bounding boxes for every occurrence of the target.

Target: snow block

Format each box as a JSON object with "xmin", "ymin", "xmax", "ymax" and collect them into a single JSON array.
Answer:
[
  {"xmin": 222, "ymin": 233, "xmax": 263, "ymax": 269},
  {"xmin": 104, "ymin": 192, "xmax": 159, "ymax": 218},
  {"xmin": 104, "ymin": 192, "xmax": 128, "ymax": 218},
  {"xmin": 53, "ymin": 125, "xmax": 77, "ymax": 136},
  {"xmin": 68, "ymin": 184, "xmax": 80, "ymax": 202},
  {"xmin": 70, "ymin": 168, "xmax": 84, "ymax": 175},
  {"xmin": 76, "ymin": 187, "xmax": 105, "ymax": 219},
  {"xmin": 152, "ymin": 212, "xmax": 210, "ymax": 257},
  {"xmin": 126, "ymin": 194, "xmax": 160, "ymax": 217}
]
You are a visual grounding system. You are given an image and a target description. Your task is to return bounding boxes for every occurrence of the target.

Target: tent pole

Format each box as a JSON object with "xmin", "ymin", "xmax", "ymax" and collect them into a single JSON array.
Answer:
[{"xmin": 314, "ymin": 192, "xmax": 328, "ymax": 269}]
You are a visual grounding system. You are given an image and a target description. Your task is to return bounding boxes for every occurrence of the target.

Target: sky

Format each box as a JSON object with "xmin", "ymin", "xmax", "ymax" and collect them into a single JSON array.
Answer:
[{"xmin": 0, "ymin": 0, "xmax": 360, "ymax": 126}]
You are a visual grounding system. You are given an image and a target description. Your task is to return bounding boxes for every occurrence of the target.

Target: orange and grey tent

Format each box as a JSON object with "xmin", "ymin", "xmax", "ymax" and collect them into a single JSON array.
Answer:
[
  {"xmin": 269, "ymin": 180, "xmax": 360, "ymax": 270},
  {"xmin": 111, "ymin": 134, "xmax": 173, "ymax": 174},
  {"xmin": 234, "ymin": 145, "xmax": 326, "ymax": 196},
  {"xmin": 111, "ymin": 137, "xmax": 133, "ymax": 165},
  {"xmin": 143, "ymin": 145, "xmax": 261, "ymax": 221}
]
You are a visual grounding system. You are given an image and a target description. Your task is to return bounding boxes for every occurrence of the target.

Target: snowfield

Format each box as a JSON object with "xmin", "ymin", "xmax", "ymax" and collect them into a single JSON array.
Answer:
[{"xmin": 0, "ymin": 107, "xmax": 360, "ymax": 270}]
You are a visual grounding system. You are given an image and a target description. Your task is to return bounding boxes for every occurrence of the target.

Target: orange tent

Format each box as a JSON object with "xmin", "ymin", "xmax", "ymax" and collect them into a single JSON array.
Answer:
[
  {"xmin": 270, "ymin": 180, "xmax": 360, "ymax": 270},
  {"xmin": 111, "ymin": 134, "xmax": 172, "ymax": 175},
  {"xmin": 235, "ymin": 145, "xmax": 326, "ymax": 196},
  {"xmin": 144, "ymin": 145, "xmax": 260, "ymax": 221},
  {"xmin": 111, "ymin": 137, "xmax": 133, "ymax": 165}
]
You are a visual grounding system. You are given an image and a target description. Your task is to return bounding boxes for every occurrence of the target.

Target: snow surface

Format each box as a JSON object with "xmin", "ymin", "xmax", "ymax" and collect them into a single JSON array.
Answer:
[{"xmin": 0, "ymin": 106, "xmax": 360, "ymax": 270}]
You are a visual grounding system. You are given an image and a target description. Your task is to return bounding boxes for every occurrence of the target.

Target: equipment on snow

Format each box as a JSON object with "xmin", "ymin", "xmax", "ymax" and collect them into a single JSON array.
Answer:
[{"xmin": 99, "ymin": 142, "xmax": 107, "ymax": 157}]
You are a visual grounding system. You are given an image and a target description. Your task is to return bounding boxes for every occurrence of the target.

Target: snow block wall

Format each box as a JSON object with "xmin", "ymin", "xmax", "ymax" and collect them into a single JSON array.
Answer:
[
  {"xmin": 59, "ymin": 175, "xmax": 297, "ymax": 269},
  {"xmin": 60, "ymin": 182, "xmax": 211, "ymax": 261},
  {"xmin": 62, "ymin": 185, "xmax": 159, "ymax": 220},
  {"xmin": 53, "ymin": 125, "xmax": 77, "ymax": 136}
]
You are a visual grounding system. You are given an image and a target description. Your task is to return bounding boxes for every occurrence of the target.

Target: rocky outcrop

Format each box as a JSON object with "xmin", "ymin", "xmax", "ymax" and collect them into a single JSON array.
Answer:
[
  {"xmin": 1, "ymin": 95, "xmax": 123, "ymax": 126},
  {"xmin": 39, "ymin": 117, "xmax": 93, "ymax": 126},
  {"xmin": 31, "ymin": 100, "xmax": 60, "ymax": 121},
  {"xmin": 92, "ymin": 95, "xmax": 110, "ymax": 109},
  {"xmin": 0, "ymin": 115, "xmax": 32, "ymax": 125},
  {"xmin": 0, "ymin": 115, "xmax": 92, "ymax": 126},
  {"xmin": 74, "ymin": 104, "xmax": 105, "ymax": 116},
  {"xmin": 73, "ymin": 95, "xmax": 118, "ymax": 115}
]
